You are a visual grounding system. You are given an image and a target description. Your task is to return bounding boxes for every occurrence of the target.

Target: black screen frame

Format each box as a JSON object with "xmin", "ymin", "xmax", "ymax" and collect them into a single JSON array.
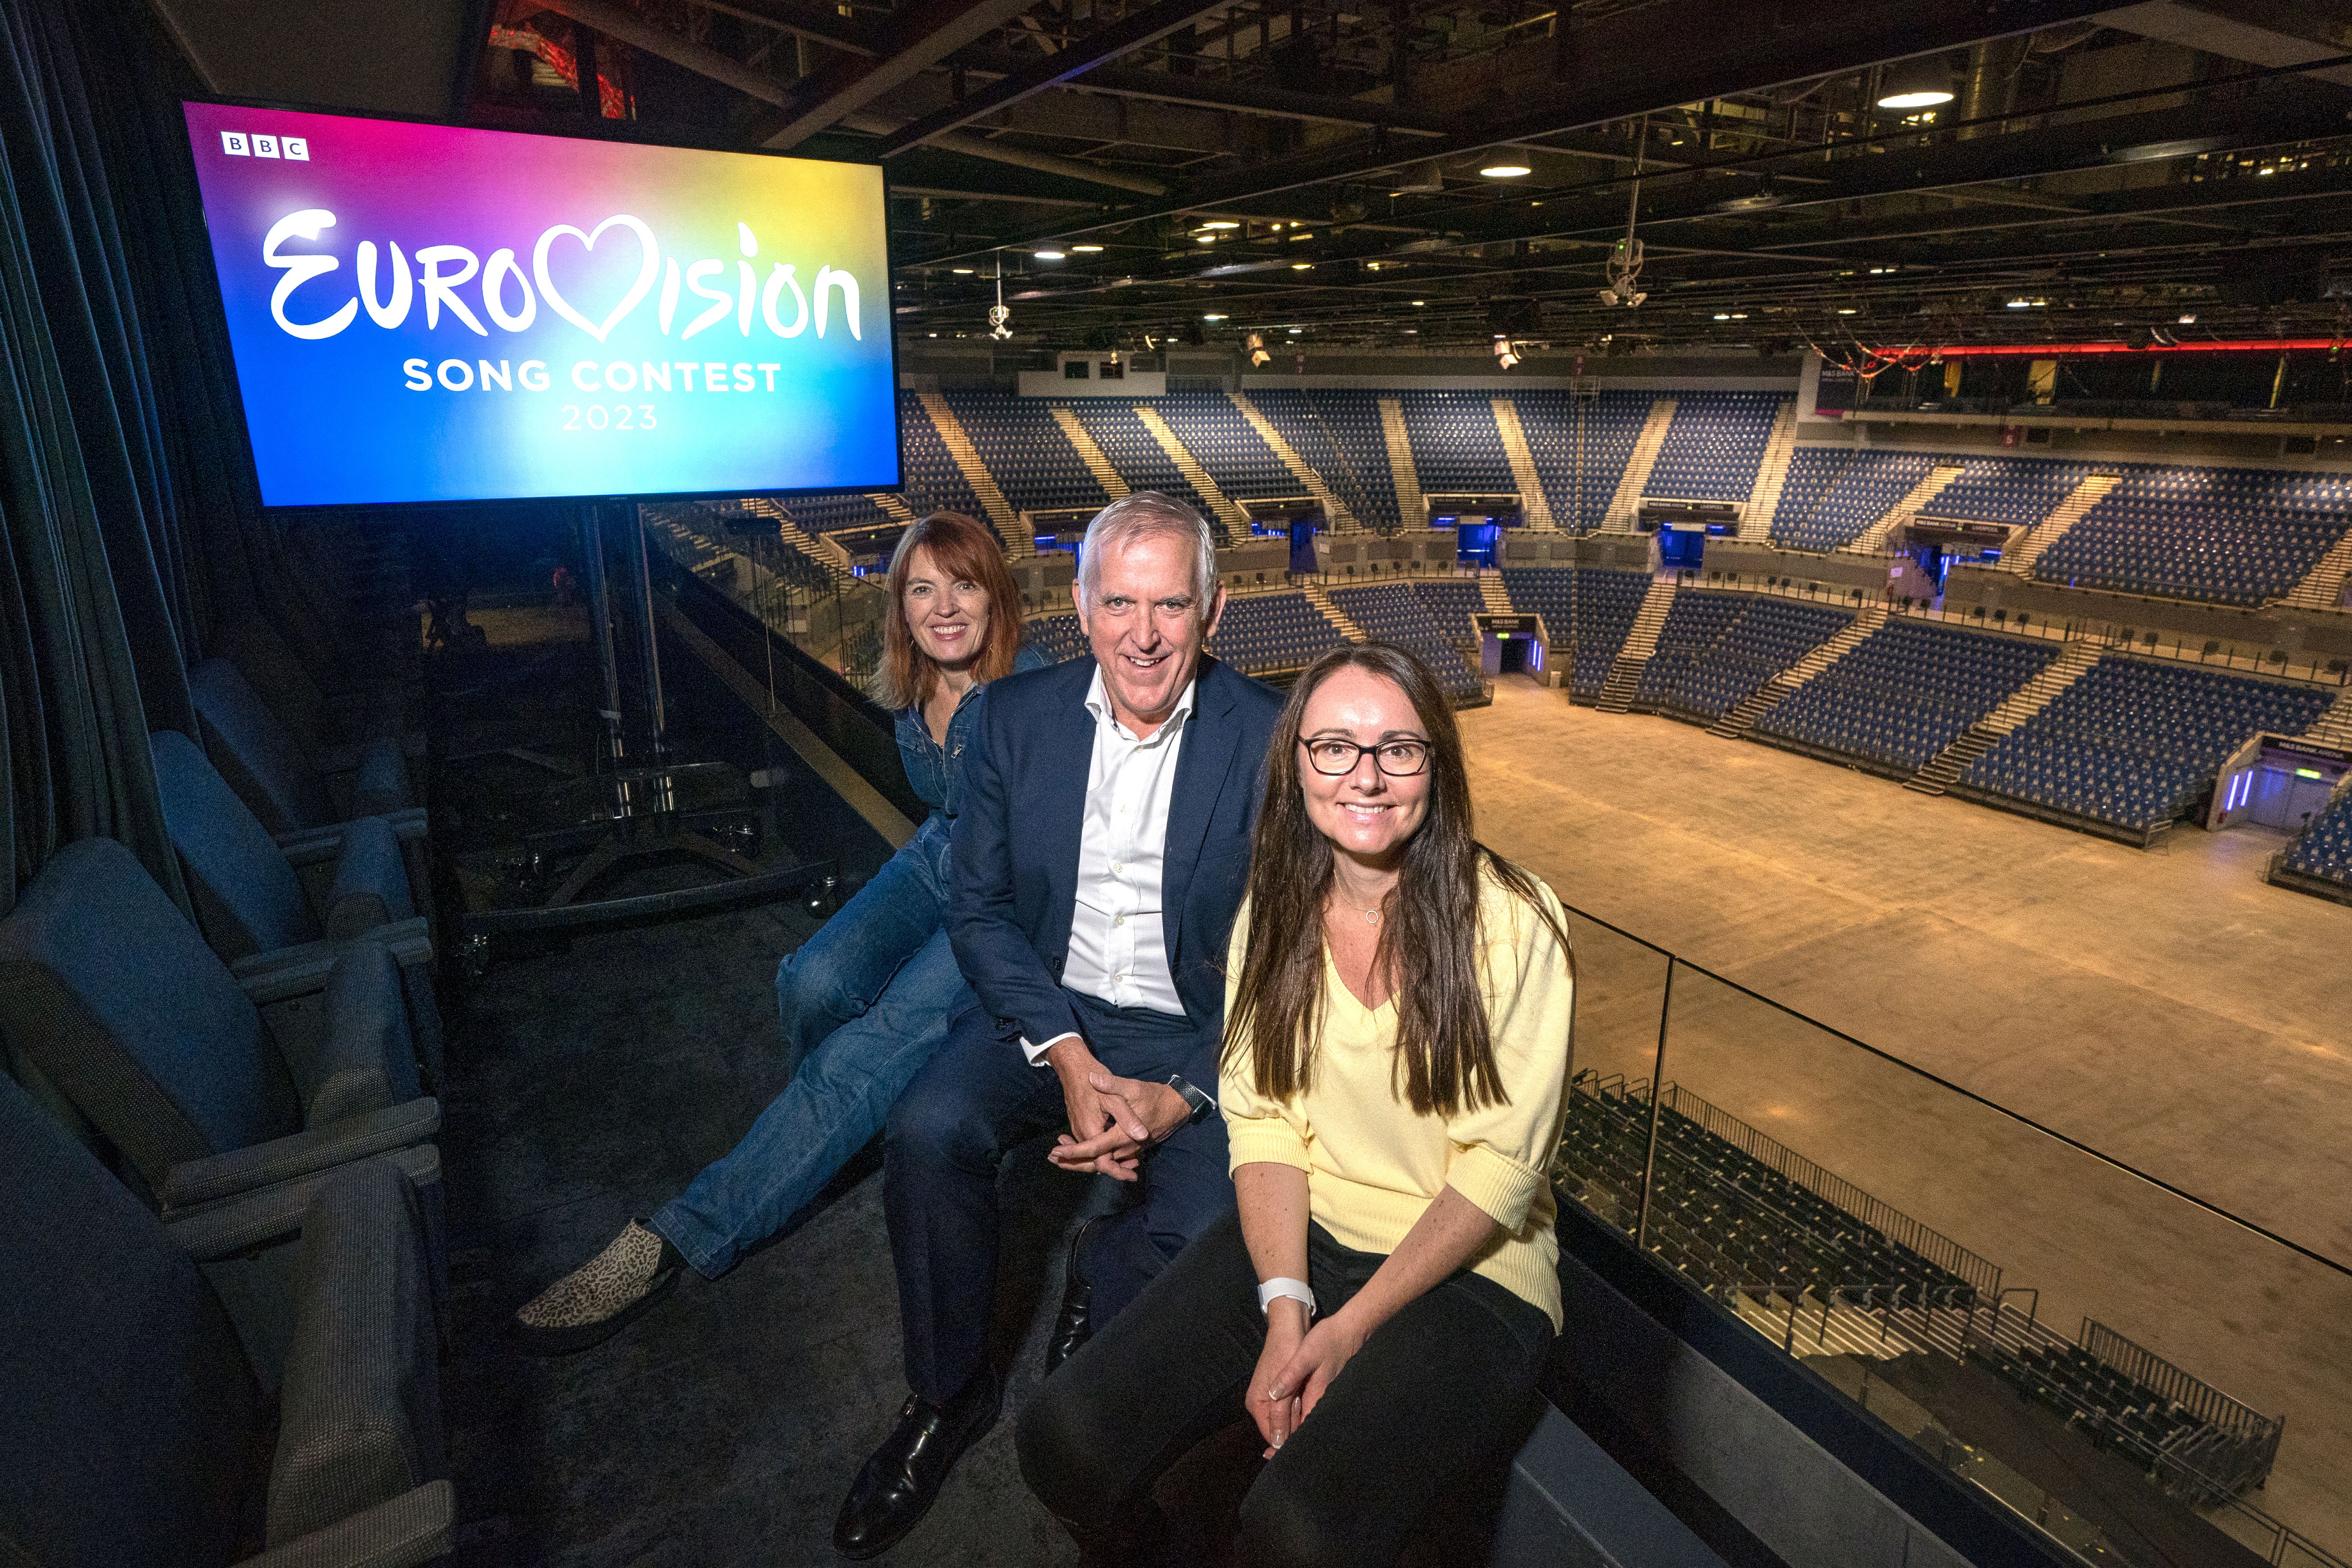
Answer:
[{"xmin": 174, "ymin": 94, "xmax": 905, "ymax": 518}]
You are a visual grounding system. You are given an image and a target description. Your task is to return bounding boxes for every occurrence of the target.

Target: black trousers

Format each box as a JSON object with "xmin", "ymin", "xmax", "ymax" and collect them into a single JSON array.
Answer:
[
  {"xmin": 883, "ymin": 991, "xmax": 1233, "ymax": 1406},
  {"xmin": 1016, "ymin": 1209, "xmax": 1555, "ymax": 1568}
]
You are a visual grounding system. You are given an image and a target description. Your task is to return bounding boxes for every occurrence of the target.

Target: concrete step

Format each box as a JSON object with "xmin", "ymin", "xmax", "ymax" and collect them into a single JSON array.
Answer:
[
  {"xmin": 1739, "ymin": 400, "xmax": 1800, "ymax": 539},
  {"xmin": 1051, "ymin": 406, "xmax": 1130, "ymax": 504},
  {"xmin": 2276, "ymin": 526, "xmax": 2352, "ymax": 611},
  {"xmin": 1227, "ymin": 390, "xmax": 1359, "ymax": 530},
  {"xmin": 2000, "ymin": 473, "xmax": 2119, "ymax": 577},
  {"xmin": 1296, "ymin": 581, "xmax": 1365, "ymax": 641},
  {"xmin": 1839, "ymin": 464, "xmax": 1966, "ymax": 555},
  {"xmin": 914, "ymin": 392, "xmax": 1032, "ymax": 556},
  {"xmin": 1491, "ymin": 397, "xmax": 1557, "ymax": 530},
  {"xmin": 1603, "ymin": 398, "xmax": 1676, "ymax": 532},
  {"xmin": 1376, "ymin": 397, "xmax": 1424, "ymax": 526},
  {"xmin": 1711, "ymin": 601, "xmax": 1887, "ymax": 737},
  {"xmin": 1134, "ymin": 406, "xmax": 1249, "ymax": 544}
]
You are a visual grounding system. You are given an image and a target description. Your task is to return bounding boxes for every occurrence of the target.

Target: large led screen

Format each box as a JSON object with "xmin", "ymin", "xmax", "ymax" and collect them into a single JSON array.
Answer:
[{"xmin": 182, "ymin": 103, "xmax": 898, "ymax": 508}]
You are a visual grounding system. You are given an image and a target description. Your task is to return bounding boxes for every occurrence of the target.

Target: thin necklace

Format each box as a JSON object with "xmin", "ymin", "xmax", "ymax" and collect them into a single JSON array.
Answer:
[{"xmin": 1330, "ymin": 887, "xmax": 1384, "ymax": 926}]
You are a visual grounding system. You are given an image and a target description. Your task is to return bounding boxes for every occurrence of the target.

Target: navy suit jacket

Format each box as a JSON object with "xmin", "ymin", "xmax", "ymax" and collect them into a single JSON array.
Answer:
[{"xmin": 948, "ymin": 653, "xmax": 1285, "ymax": 1061}]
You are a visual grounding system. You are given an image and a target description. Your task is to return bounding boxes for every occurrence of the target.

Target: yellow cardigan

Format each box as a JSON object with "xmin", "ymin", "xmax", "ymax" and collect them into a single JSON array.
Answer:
[{"xmin": 1219, "ymin": 863, "xmax": 1576, "ymax": 1328}]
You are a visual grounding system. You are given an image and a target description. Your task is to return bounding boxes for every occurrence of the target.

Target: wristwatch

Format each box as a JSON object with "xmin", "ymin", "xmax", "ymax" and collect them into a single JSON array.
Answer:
[{"xmin": 1165, "ymin": 1073, "xmax": 1216, "ymax": 1126}]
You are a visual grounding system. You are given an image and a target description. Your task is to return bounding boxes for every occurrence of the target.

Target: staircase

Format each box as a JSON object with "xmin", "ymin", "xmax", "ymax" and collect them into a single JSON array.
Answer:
[
  {"xmin": 1709, "ymin": 602, "xmax": 1887, "ymax": 738},
  {"xmin": 1052, "ymin": 406, "xmax": 1131, "ymax": 504},
  {"xmin": 1739, "ymin": 402, "xmax": 1801, "ymax": 539},
  {"xmin": 1999, "ymin": 473, "xmax": 2118, "ymax": 577},
  {"xmin": 1595, "ymin": 577, "xmax": 1679, "ymax": 713},
  {"xmin": 1601, "ymin": 399, "xmax": 1677, "ymax": 532},
  {"xmin": 868, "ymin": 492, "xmax": 916, "ymax": 524},
  {"xmin": 1134, "ymin": 406, "xmax": 1250, "ymax": 544},
  {"xmin": 1228, "ymin": 391, "xmax": 1359, "ymax": 531},
  {"xmin": 741, "ymin": 497, "xmax": 855, "ymax": 580},
  {"xmin": 1904, "ymin": 639, "xmax": 2099, "ymax": 795},
  {"xmin": 1839, "ymin": 464, "xmax": 1967, "ymax": 555},
  {"xmin": 1376, "ymin": 397, "xmax": 1426, "ymax": 526},
  {"xmin": 2301, "ymin": 687, "xmax": 2352, "ymax": 749},
  {"xmin": 2277, "ymin": 527, "xmax": 2352, "ymax": 611},
  {"xmin": 1490, "ymin": 398, "xmax": 1558, "ymax": 530},
  {"xmin": 915, "ymin": 392, "xmax": 1033, "ymax": 556},
  {"xmin": 1479, "ymin": 573, "xmax": 1515, "ymax": 615},
  {"xmin": 1296, "ymin": 581, "xmax": 1366, "ymax": 641}
]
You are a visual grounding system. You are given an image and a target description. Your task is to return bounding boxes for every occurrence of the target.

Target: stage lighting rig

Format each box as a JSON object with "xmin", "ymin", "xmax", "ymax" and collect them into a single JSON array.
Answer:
[
  {"xmin": 1595, "ymin": 118, "xmax": 1648, "ymax": 308},
  {"xmin": 987, "ymin": 255, "xmax": 1012, "ymax": 341},
  {"xmin": 1493, "ymin": 337, "xmax": 1521, "ymax": 370},
  {"xmin": 1246, "ymin": 331, "xmax": 1270, "ymax": 367}
]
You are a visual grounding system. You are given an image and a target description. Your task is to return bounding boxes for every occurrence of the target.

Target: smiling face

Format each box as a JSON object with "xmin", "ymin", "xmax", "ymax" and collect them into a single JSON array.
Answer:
[
  {"xmin": 1296, "ymin": 666, "xmax": 1433, "ymax": 868},
  {"xmin": 1077, "ymin": 529, "xmax": 1224, "ymax": 733},
  {"xmin": 898, "ymin": 544, "xmax": 991, "ymax": 674}
]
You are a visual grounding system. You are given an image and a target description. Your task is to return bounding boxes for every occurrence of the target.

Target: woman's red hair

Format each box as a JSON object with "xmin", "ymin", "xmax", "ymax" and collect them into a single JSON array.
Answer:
[{"xmin": 869, "ymin": 512, "xmax": 1024, "ymax": 711}]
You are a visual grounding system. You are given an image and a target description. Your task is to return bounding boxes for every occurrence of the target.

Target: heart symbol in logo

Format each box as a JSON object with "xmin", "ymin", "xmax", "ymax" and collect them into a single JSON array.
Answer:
[{"xmin": 532, "ymin": 215, "xmax": 660, "ymax": 343}]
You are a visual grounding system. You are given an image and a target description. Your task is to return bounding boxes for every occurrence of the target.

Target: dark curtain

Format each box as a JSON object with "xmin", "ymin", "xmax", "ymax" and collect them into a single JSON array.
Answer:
[{"xmin": 0, "ymin": 0, "xmax": 210, "ymax": 912}]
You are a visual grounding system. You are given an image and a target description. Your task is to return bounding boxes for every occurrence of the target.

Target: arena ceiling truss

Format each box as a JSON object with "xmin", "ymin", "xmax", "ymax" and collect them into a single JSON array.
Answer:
[{"xmin": 461, "ymin": 0, "xmax": 2352, "ymax": 357}]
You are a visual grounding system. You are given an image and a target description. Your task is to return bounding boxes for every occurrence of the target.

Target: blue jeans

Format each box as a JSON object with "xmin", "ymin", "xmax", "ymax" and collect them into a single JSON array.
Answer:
[{"xmin": 653, "ymin": 818, "xmax": 968, "ymax": 1279}]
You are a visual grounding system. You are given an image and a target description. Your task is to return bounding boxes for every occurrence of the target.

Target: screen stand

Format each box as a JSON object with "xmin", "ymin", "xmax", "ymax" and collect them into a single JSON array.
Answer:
[{"xmin": 457, "ymin": 500, "xmax": 831, "ymax": 958}]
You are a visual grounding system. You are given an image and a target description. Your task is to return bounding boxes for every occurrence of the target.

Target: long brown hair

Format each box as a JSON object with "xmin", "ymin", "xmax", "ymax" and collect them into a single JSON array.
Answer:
[
  {"xmin": 1222, "ymin": 643, "xmax": 1570, "ymax": 1117},
  {"xmin": 869, "ymin": 512, "xmax": 1024, "ymax": 711}
]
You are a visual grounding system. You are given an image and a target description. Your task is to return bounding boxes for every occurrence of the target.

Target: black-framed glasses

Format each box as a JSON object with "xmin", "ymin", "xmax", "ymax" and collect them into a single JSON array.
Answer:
[{"xmin": 1298, "ymin": 737, "xmax": 1431, "ymax": 776}]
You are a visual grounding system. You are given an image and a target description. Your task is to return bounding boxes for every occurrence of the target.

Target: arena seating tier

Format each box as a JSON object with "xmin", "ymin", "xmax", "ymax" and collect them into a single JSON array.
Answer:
[
  {"xmin": 1327, "ymin": 583, "xmax": 1485, "ymax": 700},
  {"xmin": 1064, "ymin": 402, "xmax": 1217, "ymax": 520},
  {"xmin": 1923, "ymin": 457, "xmax": 2096, "ymax": 527},
  {"xmin": 941, "ymin": 390, "xmax": 1105, "ymax": 515},
  {"xmin": 1204, "ymin": 591, "xmax": 1348, "ymax": 675},
  {"xmin": 1399, "ymin": 391, "xmax": 1515, "ymax": 497},
  {"xmin": 1769, "ymin": 450, "xmax": 1935, "ymax": 552},
  {"xmin": 1756, "ymin": 619, "xmax": 2057, "ymax": 772},
  {"xmin": 1670, "ymin": 598, "xmax": 1855, "ymax": 720},
  {"xmin": 895, "ymin": 391, "xmax": 985, "ymax": 519},
  {"xmin": 1634, "ymin": 592, "xmax": 1748, "ymax": 707},
  {"xmin": 1642, "ymin": 392, "xmax": 1788, "ymax": 502},
  {"xmin": 1961, "ymin": 658, "xmax": 2333, "ymax": 832},
  {"xmin": 1024, "ymin": 612, "xmax": 1089, "ymax": 664},
  {"xmin": 1154, "ymin": 391, "xmax": 1301, "ymax": 501},
  {"xmin": 2280, "ymin": 790, "xmax": 2352, "ymax": 887},
  {"xmin": 1409, "ymin": 578, "xmax": 1489, "ymax": 644},
  {"xmin": 782, "ymin": 490, "xmax": 894, "ymax": 537},
  {"xmin": 1557, "ymin": 1078, "xmax": 1980, "ymax": 1312},
  {"xmin": 1501, "ymin": 567, "xmax": 1650, "ymax": 696},
  {"xmin": 1246, "ymin": 390, "xmax": 1400, "ymax": 528},
  {"xmin": 1513, "ymin": 389, "xmax": 1656, "ymax": 534},
  {"xmin": 2033, "ymin": 467, "xmax": 2352, "ymax": 606}
]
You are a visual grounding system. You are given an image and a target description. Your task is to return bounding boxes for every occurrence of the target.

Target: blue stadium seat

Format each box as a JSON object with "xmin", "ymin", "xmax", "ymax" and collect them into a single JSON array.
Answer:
[
  {"xmin": 2033, "ymin": 466, "xmax": 2352, "ymax": 607},
  {"xmin": 1326, "ymin": 583, "xmax": 1485, "ymax": 700},
  {"xmin": 1962, "ymin": 657, "xmax": 2333, "ymax": 831},
  {"xmin": 1500, "ymin": 567, "xmax": 1650, "ymax": 696},
  {"xmin": 1204, "ymin": 591, "xmax": 1348, "ymax": 675},
  {"xmin": 1756, "ymin": 620, "xmax": 2057, "ymax": 771},
  {"xmin": 1245, "ymin": 390, "xmax": 1400, "ymax": 528},
  {"xmin": 1768, "ymin": 450, "xmax": 1935, "ymax": 552},
  {"xmin": 1510, "ymin": 390, "xmax": 1655, "ymax": 534},
  {"xmin": 1644, "ymin": 393, "xmax": 1789, "ymax": 503}
]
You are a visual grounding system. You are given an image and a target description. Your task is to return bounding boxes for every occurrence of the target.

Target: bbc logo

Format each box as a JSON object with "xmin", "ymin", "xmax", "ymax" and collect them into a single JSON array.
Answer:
[{"xmin": 220, "ymin": 131, "xmax": 309, "ymax": 161}]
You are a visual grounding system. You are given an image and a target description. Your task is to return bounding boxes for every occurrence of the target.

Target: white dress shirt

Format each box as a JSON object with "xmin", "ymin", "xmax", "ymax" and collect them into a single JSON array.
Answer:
[{"xmin": 1022, "ymin": 666, "xmax": 1195, "ymax": 1064}]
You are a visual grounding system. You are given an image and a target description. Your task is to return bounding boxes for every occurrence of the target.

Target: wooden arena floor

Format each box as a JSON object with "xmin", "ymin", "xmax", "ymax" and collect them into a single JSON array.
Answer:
[{"xmin": 1463, "ymin": 677, "xmax": 2352, "ymax": 1550}]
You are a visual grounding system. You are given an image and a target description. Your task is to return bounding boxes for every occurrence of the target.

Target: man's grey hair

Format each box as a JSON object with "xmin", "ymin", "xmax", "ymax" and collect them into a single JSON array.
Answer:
[{"xmin": 1077, "ymin": 491, "xmax": 1219, "ymax": 616}]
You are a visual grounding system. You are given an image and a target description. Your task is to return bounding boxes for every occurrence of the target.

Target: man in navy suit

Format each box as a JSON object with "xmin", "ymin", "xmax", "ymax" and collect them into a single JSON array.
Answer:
[{"xmin": 834, "ymin": 493, "xmax": 1284, "ymax": 1558}]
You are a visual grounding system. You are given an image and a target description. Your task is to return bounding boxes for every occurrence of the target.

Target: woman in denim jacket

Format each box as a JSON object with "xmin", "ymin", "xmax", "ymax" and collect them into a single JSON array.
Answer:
[{"xmin": 516, "ymin": 512, "xmax": 1048, "ymax": 1353}]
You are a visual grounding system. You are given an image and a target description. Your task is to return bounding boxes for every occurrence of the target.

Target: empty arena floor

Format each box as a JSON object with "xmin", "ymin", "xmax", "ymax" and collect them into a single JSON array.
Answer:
[{"xmin": 1464, "ymin": 677, "xmax": 2352, "ymax": 1548}]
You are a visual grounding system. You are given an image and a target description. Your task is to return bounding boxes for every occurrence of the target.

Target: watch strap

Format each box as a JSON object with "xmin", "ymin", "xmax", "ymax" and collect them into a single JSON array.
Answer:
[
  {"xmin": 1257, "ymin": 1276, "xmax": 1316, "ymax": 1320},
  {"xmin": 1165, "ymin": 1073, "xmax": 1215, "ymax": 1125}
]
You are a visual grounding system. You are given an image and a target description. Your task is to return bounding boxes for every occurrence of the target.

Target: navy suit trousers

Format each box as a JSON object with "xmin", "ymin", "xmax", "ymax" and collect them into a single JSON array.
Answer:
[{"xmin": 883, "ymin": 990, "xmax": 1234, "ymax": 1406}]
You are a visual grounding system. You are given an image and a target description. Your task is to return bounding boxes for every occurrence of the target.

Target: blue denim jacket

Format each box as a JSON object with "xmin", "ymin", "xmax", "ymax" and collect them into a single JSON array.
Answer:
[{"xmin": 893, "ymin": 642, "xmax": 1051, "ymax": 825}]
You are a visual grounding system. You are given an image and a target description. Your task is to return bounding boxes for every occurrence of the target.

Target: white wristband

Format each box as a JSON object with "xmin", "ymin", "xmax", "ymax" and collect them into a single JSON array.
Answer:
[{"xmin": 1257, "ymin": 1276, "xmax": 1316, "ymax": 1320}]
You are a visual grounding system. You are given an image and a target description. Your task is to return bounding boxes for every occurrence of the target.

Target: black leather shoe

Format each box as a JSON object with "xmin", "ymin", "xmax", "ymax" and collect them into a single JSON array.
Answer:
[
  {"xmin": 832, "ymin": 1373, "xmax": 1001, "ymax": 1559},
  {"xmin": 1044, "ymin": 1217, "xmax": 1099, "ymax": 1378}
]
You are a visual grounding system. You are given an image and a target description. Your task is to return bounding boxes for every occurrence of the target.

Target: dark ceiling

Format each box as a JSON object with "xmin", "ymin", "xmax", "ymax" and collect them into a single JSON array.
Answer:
[{"xmin": 419, "ymin": 0, "xmax": 2352, "ymax": 358}]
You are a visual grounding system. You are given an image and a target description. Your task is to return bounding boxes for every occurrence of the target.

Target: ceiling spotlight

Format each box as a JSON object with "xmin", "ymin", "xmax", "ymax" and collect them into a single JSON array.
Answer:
[
  {"xmin": 1876, "ymin": 55, "xmax": 1954, "ymax": 110},
  {"xmin": 2179, "ymin": 313, "xmax": 2197, "ymax": 324},
  {"xmin": 952, "ymin": 267, "xmax": 974, "ymax": 275},
  {"xmin": 1393, "ymin": 160, "xmax": 1446, "ymax": 196},
  {"xmin": 1034, "ymin": 250, "xmax": 1065, "ymax": 260},
  {"xmin": 1713, "ymin": 312, "xmax": 1730, "ymax": 320},
  {"xmin": 1202, "ymin": 220, "xmax": 1240, "ymax": 230},
  {"xmin": 1195, "ymin": 235, "xmax": 1217, "ymax": 244},
  {"xmin": 1837, "ymin": 307, "xmax": 1857, "ymax": 315},
  {"xmin": 1292, "ymin": 262, "xmax": 1313, "ymax": 271},
  {"xmin": 1596, "ymin": 234, "xmax": 1646, "ymax": 308},
  {"xmin": 1142, "ymin": 334, "xmax": 1156, "ymax": 351},
  {"xmin": 1290, "ymin": 232, "xmax": 1314, "ymax": 241},
  {"xmin": 1493, "ymin": 337, "xmax": 1521, "ymax": 370},
  {"xmin": 2005, "ymin": 298, "xmax": 2031, "ymax": 309},
  {"xmin": 1246, "ymin": 330, "xmax": 1269, "ymax": 367},
  {"xmin": 1288, "ymin": 327, "xmax": 1302, "ymax": 335},
  {"xmin": 1071, "ymin": 244, "xmax": 1104, "ymax": 253},
  {"xmin": 1203, "ymin": 313, "xmax": 1227, "ymax": 321},
  {"xmin": 1480, "ymin": 163, "xmax": 1532, "ymax": 178},
  {"xmin": 1411, "ymin": 300, "xmax": 1426, "ymax": 307}
]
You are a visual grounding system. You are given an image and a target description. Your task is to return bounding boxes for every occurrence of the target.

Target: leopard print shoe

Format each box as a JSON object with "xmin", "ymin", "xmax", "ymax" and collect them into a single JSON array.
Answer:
[{"xmin": 512, "ymin": 1220, "xmax": 686, "ymax": 1356}]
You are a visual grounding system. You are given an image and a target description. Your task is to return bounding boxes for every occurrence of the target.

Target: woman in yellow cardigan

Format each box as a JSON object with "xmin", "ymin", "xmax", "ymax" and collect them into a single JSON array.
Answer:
[{"xmin": 1017, "ymin": 642, "xmax": 1575, "ymax": 1568}]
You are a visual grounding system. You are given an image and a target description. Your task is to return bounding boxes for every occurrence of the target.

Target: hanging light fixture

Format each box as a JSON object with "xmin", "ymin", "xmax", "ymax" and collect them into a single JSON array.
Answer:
[
  {"xmin": 1246, "ymin": 330, "xmax": 1269, "ymax": 367},
  {"xmin": 1493, "ymin": 337, "xmax": 1521, "ymax": 370},
  {"xmin": 1596, "ymin": 117, "xmax": 1648, "ymax": 307},
  {"xmin": 987, "ymin": 254, "xmax": 1012, "ymax": 341},
  {"xmin": 1876, "ymin": 55, "xmax": 1954, "ymax": 110}
]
